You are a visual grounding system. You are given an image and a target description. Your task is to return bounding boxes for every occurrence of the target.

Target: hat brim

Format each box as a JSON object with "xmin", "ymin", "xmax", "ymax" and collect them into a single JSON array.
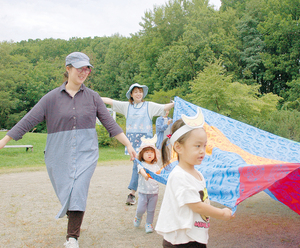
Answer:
[{"xmin": 71, "ymin": 61, "xmax": 94, "ymax": 68}]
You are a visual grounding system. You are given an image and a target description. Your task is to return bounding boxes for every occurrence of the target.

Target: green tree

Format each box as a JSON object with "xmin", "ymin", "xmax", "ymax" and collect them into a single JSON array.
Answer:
[
  {"xmin": 156, "ymin": 45, "xmax": 196, "ymax": 91},
  {"xmin": 256, "ymin": 109, "xmax": 300, "ymax": 142},
  {"xmin": 220, "ymin": 0, "xmax": 248, "ymax": 14},
  {"xmin": 147, "ymin": 88, "xmax": 184, "ymax": 104},
  {"xmin": 95, "ymin": 36, "xmax": 138, "ymax": 99},
  {"xmin": 188, "ymin": 60, "xmax": 280, "ymax": 123},
  {"xmin": 257, "ymin": 0, "xmax": 300, "ymax": 95},
  {"xmin": 237, "ymin": 14, "xmax": 265, "ymax": 86},
  {"xmin": 281, "ymin": 78, "xmax": 300, "ymax": 111}
]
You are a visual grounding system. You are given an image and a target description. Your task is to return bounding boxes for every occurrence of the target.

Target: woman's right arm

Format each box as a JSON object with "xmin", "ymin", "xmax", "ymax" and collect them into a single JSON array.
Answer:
[
  {"xmin": 164, "ymin": 102, "xmax": 174, "ymax": 111},
  {"xmin": 101, "ymin": 97, "xmax": 113, "ymax": 106},
  {"xmin": 0, "ymin": 135, "xmax": 13, "ymax": 149}
]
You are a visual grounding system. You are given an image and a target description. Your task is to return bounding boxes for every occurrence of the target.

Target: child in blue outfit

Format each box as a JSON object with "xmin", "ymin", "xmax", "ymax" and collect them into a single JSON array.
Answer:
[
  {"xmin": 156, "ymin": 110, "xmax": 173, "ymax": 149},
  {"xmin": 133, "ymin": 135, "xmax": 161, "ymax": 233}
]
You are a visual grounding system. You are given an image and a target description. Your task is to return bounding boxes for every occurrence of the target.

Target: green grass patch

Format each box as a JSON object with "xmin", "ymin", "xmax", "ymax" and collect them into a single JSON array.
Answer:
[{"xmin": 0, "ymin": 131, "xmax": 129, "ymax": 172}]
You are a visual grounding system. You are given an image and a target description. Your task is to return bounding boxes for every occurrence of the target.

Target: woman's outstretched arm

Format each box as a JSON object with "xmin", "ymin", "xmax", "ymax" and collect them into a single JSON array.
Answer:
[
  {"xmin": 0, "ymin": 135, "xmax": 13, "ymax": 149},
  {"xmin": 164, "ymin": 102, "xmax": 174, "ymax": 111},
  {"xmin": 101, "ymin": 97, "xmax": 113, "ymax": 106}
]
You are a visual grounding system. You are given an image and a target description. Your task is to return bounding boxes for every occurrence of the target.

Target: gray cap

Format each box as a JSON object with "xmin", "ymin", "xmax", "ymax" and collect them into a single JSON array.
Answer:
[
  {"xmin": 126, "ymin": 83, "xmax": 148, "ymax": 99},
  {"xmin": 65, "ymin": 52, "xmax": 93, "ymax": 68}
]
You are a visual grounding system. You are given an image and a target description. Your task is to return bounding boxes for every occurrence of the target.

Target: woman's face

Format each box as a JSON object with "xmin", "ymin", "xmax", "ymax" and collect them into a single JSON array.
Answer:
[
  {"xmin": 67, "ymin": 66, "xmax": 90, "ymax": 87},
  {"xmin": 130, "ymin": 87, "xmax": 143, "ymax": 103}
]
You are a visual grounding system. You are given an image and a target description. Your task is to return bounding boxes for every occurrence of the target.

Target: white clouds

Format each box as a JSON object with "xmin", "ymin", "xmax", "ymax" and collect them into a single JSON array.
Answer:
[{"xmin": 0, "ymin": 0, "xmax": 221, "ymax": 42}]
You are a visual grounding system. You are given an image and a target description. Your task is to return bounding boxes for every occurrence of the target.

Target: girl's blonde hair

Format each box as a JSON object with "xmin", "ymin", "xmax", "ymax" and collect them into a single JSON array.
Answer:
[{"xmin": 138, "ymin": 146, "xmax": 158, "ymax": 164}]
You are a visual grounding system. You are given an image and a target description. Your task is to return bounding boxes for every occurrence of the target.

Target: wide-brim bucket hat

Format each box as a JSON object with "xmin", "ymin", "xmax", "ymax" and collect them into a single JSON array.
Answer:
[
  {"xmin": 126, "ymin": 83, "xmax": 148, "ymax": 99},
  {"xmin": 65, "ymin": 52, "xmax": 93, "ymax": 68}
]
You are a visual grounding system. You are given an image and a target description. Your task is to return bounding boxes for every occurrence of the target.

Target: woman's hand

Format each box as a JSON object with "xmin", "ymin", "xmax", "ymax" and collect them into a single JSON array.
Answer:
[
  {"xmin": 114, "ymin": 133, "xmax": 137, "ymax": 161},
  {"xmin": 0, "ymin": 135, "xmax": 12, "ymax": 149},
  {"xmin": 127, "ymin": 145, "xmax": 137, "ymax": 161}
]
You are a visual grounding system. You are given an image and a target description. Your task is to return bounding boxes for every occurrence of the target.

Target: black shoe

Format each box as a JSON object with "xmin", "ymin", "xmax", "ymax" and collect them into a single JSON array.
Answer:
[{"xmin": 126, "ymin": 193, "xmax": 136, "ymax": 205}]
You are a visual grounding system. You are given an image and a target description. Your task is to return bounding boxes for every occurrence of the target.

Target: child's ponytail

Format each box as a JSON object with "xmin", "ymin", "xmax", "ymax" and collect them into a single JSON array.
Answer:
[
  {"xmin": 161, "ymin": 119, "xmax": 188, "ymax": 167},
  {"xmin": 161, "ymin": 138, "xmax": 171, "ymax": 167}
]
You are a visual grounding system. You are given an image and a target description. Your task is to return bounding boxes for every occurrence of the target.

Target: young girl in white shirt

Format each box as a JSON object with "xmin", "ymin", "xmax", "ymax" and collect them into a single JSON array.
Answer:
[
  {"xmin": 155, "ymin": 108, "xmax": 235, "ymax": 247},
  {"xmin": 134, "ymin": 135, "xmax": 161, "ymax": 233}
]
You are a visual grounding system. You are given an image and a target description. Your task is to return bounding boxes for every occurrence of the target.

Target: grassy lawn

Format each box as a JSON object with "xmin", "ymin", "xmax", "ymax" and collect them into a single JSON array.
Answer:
[{"xmin": 0, "ymin": 131, "xmax": 129, "ymax": 173}]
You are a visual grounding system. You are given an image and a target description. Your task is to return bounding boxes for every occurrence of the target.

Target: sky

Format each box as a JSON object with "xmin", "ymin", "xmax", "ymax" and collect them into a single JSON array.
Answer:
[{"xmin": 1, "ymin": 0, "xmax": 221, "ymax": 43}]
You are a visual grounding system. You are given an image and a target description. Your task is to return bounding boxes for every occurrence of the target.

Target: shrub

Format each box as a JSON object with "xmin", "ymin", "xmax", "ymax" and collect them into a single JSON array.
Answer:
[
  {"xmin": 96, "ymin": 124, "xmax": 119, "ymax": 147},
  {"xmin": 96, "ymin": 114, "xmax": 126, "ymax": 147},
  {"xmin": 254, "ymin": 110, "xmax": 300, "ymax": 142}
]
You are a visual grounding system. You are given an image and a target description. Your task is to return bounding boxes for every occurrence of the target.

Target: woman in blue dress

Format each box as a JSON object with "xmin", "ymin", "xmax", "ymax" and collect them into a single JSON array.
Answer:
[{"xmin": 0, "ymin": 52, "xmax": 136, "ymax": 248}]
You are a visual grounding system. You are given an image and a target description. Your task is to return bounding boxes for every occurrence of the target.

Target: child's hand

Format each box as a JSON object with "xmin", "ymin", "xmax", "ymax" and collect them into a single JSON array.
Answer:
[
  {"xmin": 222, "ymin": 208, "xmax": 235, "ymax": 220},
  {"xmin": 140, "ymin": 168, "xmax": 149, "ymax": 180}
]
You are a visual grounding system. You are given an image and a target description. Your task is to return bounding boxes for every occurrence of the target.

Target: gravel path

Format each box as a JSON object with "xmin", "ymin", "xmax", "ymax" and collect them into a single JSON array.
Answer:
[{"xmin": 0, "ymin": 161, "xmax": 299, "ymax": 247}]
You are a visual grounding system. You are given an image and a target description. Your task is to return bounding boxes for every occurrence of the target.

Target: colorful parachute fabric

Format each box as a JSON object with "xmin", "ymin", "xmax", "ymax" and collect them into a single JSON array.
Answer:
[{"xmin": 143, "ymin": 97, "xmax": 300, "ymax": 215}]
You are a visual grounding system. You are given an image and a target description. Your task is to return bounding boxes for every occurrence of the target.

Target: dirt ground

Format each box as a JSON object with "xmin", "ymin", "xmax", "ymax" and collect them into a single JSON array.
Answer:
[{"xmin": 0, "ymin": 161, "xmax": 300, "ymax": 248}]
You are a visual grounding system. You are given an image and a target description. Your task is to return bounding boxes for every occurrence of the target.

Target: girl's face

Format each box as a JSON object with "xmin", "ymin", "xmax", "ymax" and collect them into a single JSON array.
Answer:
[
  {"xmin": 143, "ymin": 149, "xmax": 155, "ymax": 164},
  {"xmin": 130, "ymin": 87, "xmax": 143, "ymax": 103},
  {"xmin": 67, "ymin": 66, "xmax": 90, "ymax": 87},
  {"xmin": 164, "ymin": 110, "xmax": 169, "ymax": 118},
  {"xmin": 178, "ymin": 128, "xmax": 207, "ymax": 167}
]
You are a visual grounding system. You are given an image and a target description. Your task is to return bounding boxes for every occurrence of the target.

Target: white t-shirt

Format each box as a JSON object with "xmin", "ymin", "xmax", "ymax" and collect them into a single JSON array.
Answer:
[
  {"xmin": 137, "ymin": 161, "xmax": 160, "ymax": 194},
  {"xmin": 112, "ymin": 100, "xmax": 165, "ymax": 119},
  {"xmin": 155, "ymin": 165, "xmax": 210, "ymax": 245}
]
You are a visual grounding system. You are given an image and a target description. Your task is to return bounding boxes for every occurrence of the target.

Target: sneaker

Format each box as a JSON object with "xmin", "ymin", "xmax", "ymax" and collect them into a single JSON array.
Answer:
[
  {"xmin": 145, "ymin": 223, "xmax": 154, "ymax": 233},
  {"xmin": 134, "ymin": 216, "xmax": 142, "ymax": 227},
  {"xmin": 64, "ymin": 237, "xmax": 79, "ymax": 248},
  {"xmin": 126, "ymin": 193, "xmax": 136, "ymax": 205}
]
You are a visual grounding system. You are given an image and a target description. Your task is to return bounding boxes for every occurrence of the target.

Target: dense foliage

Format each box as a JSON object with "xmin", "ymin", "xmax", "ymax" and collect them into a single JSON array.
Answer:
[{"xmin": 1, "ymin": 0, "xmax": 300, "ymax": 142}]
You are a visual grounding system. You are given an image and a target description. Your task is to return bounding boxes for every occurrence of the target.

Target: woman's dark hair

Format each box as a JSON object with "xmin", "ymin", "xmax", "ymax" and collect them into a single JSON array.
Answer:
[
  {"xmin": 129, "ymin": 87, "xmax": 145, "ymax": 105},
  {"xmin": 64, "ymin": 64, "xmax": 72, "ymax": 80},
  {"xmin": 161, "ymin": 119, "xmax": 192, "ymax": 166},
  {"xmin": 138, "ymin": 147, "xmax": 157, "ymax": 164}
]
